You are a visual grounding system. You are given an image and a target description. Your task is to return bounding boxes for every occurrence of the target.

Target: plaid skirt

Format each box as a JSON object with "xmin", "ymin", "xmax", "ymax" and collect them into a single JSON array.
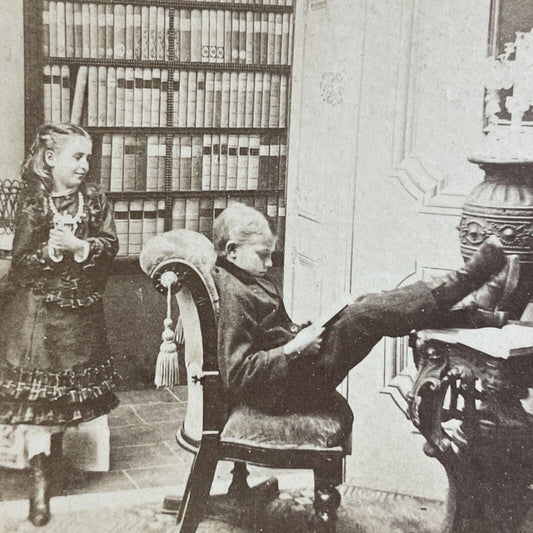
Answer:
[{"xmin": 0, "ymin": 287, "xmax": 120, "ymax": 426}]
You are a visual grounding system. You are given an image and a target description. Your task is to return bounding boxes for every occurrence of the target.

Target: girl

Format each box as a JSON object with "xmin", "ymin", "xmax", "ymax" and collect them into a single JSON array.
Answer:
[{"xmin": 0, "ymin": 123, "xmax": 120, "ymax": 526}]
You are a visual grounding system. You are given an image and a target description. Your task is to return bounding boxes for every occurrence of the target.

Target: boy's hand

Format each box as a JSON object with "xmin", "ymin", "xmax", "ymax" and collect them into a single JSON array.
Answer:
[
  {"xmin": 49, "ymin": 228, "xmax": 86, "ymax": 256},
  {"xmin": 284, "ymin": 324, "xmax": 325, "ymax": 358}
]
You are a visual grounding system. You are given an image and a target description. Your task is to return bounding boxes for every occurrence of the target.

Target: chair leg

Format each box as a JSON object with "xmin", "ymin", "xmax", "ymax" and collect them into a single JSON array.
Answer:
[
  {"xmin": 177, "ymin": 440, "xmax": 219, "ymax": 533},
  {"xmin": 313, "ymin": 460, "xmax": 342, "ymax": 533}
]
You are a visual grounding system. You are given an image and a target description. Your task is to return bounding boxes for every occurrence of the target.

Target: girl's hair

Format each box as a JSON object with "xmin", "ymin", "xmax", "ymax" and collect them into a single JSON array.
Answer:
[
  {"xmin": 213, "ymin": 203, "xmax": 276, "ymax": 257},
  {"xmin": 21, "ymin": 123, "xmax": 92, "ymax": 192}
]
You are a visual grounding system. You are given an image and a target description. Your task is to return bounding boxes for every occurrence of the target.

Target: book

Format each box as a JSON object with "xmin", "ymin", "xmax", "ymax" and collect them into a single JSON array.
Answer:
[
  {"xmin": 227, "ymin": 134, "xmax": 238, "ymax": 190},
  {"xmin": 201, "ymin": 134, "xmax": 212, "ymax": 190},
  {"xmin": 141, "ymin": 6, "xmax": 149, "ymax": 59},
  {"xmin": 267, "ymin": 13, "xmax": 275, "ymax": 64},
  {"xmin": 56, "ymin": 1, "xmax": 66, "ymax": 57},
  {"xmin": 260, "ymin": 12, "xmax": 268, "ymax": 64},
  {"xmin": 180, "ymin": 9, "xmax": 191, "ymax": 62},
  {"xmin": 178, "ymin": 71, "xmax": 188, "ymax": 128},
  {"xmin": 124, "ymin": 68, "xmax": 134, "ymax": 127},
  {"xmin": 185, "ymin": 198, "xmax": 199, "ymax": 231},
  {"xmin": 180, "ymin": 135, "xmax": 192, "ymax": 191},
  {"xmin": 42, "ymin": 1, "xmax": 50, "ymax": 56},
  {"xmin": 110, "ymin": 134, "xmax": 124, "ymax": 192},
  {"xmin": 89, "ymin": 3, "xmax": 97, "ymax": 59},
  {"xmin": 199, "ymin": 196, "xmax": 214, "ymax": 237},
  {"xmin": 156, "ymin": 134, "xmax": 165, "ymax": 192},
  {"xmin": 220, "ymin": 72, "xmax": 230, "ymax": 127},
  {"xmin": 281, "ymin": 13, "xmax": 290, "ymax": 64},
  {"xmin": 123, "ymin": 134, "xmax": 136, "ymax": 191},
  {"xmin": 157, "ymin": 7, "xmax": 165, "ymax": 60},
  {"xmin": 135, "ymin": 135, "xmax": 147, "ymax": 191},
  {"xmin": 87, "ymin": 65, "xmax": 98, "ymax": 125},
  {"xmin": 143, "ymin": 200, "xmax": 158, "ymax": 247},
  {"xmin": 237, "ymin": 135, "xmax": 249, "ymax": 189},
  {"xmin": 224, "ymin": 10, "xmax": 232, "ymax": 63},
  {"xmin": 128, "ymin": 200, "xmax": 143, "ymax": 255},
  {"xmin": 201, "ymin": 10, "xmax": 210, "ymax": 63},
  {"xmin": 245, "ymin": 72, "xmax": 255, "ymax": 128},
  {"xmin": 195, "ymin": 70, "xmax": 205, "ymax": 127},
  {"xmin": 149, "ymin": 6, "xmax": 157, "ymax": 60},
  {"xmin": 171, "ymin": 135, "xmax": 180, "ymax": 190},
  {"xmin": 142, "ymin": 68, "xmax": 152, "ymax": 127},
  {"xmin": 114, "ymin": 5, "xmax": 126, "ymax": 59},
  {"xmin": 239, "ymin": 12, "xmax": 246, "ymax": 63},
  {"xmin": 214, "ymin": 72, "xmax": 223, "ymax": 127},
  {"xmin": 157, "ymin": 199, "xmax": 166, "ymax": 235},
  {"xmin": 253, "ymin": 12, "xmax": 261, "ymax": 64},
  {"xmin": 261, "ymin": 72, "xmax": 271, "ymax": 128},
  {"xmin": 97, "ymin": 4, "xmax": 105, "ymax": 59},
  {"xmin": 100, "ymin": 133, "xmax": 112, "ymax": 191},
  {"xmin": 106, "ymin": 66, "xmax": 116, "ymax": 126},
  {"xmin": 236, "ymin": 71, "xmax": 246, "ymax": 128},
  {"xmin": 160, "ymin": 69, "xmax": 168, "ymax": 126},
  {"xmin": 269, "ymin": 73, "xmax": 281, "ymax": 127},
  {"xmin": 274, "ymin": 13, "xmax": 282, "ymax": 65},
  {"xmin": 204, "ymin": 71, "xmax": 215, "ymax": 127},
  {"xmin": 216, "ymin": 10, "xmax": 225, "ymax": 63},
  {"xmin": 65, "ymin": 2, "xmax": 74, "ymax": 57},
  {"xmin": 258, "ymin": 134, "xmax": 269, "ymax": 189},
  {"xmin": 51, "ymin": 64, "xmax": 62, "ymax": 122},
  {"xmin": 231, "ymin": 12, "xmax": 239, "ymax": 62},
  {"xmin": 146, "ymin": 135, "xmax": 158, "ymax": 191},
  {"xmin": 81, "ymin": 4, "xmax": 90, "ymax": 58},
  {"xmin": 151, "ymin": 68, "xmax": 161, "ymax": 127},
  {"xmin": 172, "ymin": 198, "xmax": 186, "ymax": 230},
  {"xmin": 73, "ymin": 3, "xmax": 83, "ymax": 57},
  {"xmin": 209, "ymin": 10, "xmax": 217, "ymax": 62},
  {"xmin": 248, "ymin": 135, "xmax": 260, "ymax": 189},
  {"xmin": 133, "ymin": 67, "xmax": 143, "ymax": 127},
  {"xmin": 219, "ymin": 134, "xmax": 228, "ymax": 191},
  {"xmin": 420, "ymin": 324, "xmax": 533, "ymax": 359},
  {"xmin": 191, "ymin": 10, "xmax": 202, "ymax": 62},
  {"xmin": 187, "ymin": 70, "xmax": 197, "ymax": 127},
  {"xmin": 312, "ymin": 296, "xmax": 352, "ymax": 328},
  {"xmin": 125, "ymin": 5, "xmax": 134, "ymax": 60},
  {"xmin": 43, "ymin": 65, "xmax": 52, "ymax": 122},
  {"xmin": 229, "ymin": 71, "xmax": 238, "ymax": 127},
  {"xmin": 97, "ymin": 65, "xmax": 107, "ymax": 126},
  {"xmin": 133, "ymin": 6, "xmax": 142, "ymax": 59},
  {"xmin": 114, "ymin": 200, "xmax": 129, "ymax": 256},
  {"xmin": 105, "ymin": 4, "xmax": 114, "ymax": 59},
  {"xmin": 70, "ymin": 65, "xmax": 87, "ymax": 124},
  {"xmin": 246, "ymin": 11, "xmax": 254, "ymax": 64},
  {"xmin": 279, "ymin": 74, "xmax": 288, "ymax": 127},
  {"xmin": 210, "ymin": 134, "xmax": 220, "ymax": 189},
  {"xmin": 253, "ymin": 72, "xmax": 263, "ymax": 127}
]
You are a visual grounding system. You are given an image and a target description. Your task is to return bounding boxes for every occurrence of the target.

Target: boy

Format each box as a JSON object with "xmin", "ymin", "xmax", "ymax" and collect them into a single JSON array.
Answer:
[{"xmin": 212, "ymin": 204, "xmax": 517, "ymax": 413}]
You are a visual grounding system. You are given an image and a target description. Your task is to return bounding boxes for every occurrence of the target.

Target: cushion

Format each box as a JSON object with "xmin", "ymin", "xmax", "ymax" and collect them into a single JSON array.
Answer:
[{"xmin": 220, "ymin": 393, "xmax": 353, "ymax": 451}]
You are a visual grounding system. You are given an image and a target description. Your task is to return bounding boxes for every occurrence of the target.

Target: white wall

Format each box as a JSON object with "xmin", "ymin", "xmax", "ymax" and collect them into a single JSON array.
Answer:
[{"xmin": 0, "ymin": 0, "xmax": 25, "ymax": 181}]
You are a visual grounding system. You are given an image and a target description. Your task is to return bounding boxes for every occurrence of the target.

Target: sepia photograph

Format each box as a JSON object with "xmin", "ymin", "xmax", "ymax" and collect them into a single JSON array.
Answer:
[{"xmin": 1, "ymin": 0, "xmax": 533, "ymax": 531}]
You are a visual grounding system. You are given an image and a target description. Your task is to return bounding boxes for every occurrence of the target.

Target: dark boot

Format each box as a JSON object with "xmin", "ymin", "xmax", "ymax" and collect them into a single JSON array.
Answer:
[
  {"xmin": 28, "ymin": 453, "xmax": 51, "ymax": 527},
  {"xmin": 430, "ymin": 236, "xmax": 507, "ymax": 309}
]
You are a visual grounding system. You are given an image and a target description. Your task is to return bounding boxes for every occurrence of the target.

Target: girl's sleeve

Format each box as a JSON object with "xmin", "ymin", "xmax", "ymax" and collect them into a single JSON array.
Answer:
[{"xmin": 81, "ymin": 193, "xmax": 119, "ymax": 269}]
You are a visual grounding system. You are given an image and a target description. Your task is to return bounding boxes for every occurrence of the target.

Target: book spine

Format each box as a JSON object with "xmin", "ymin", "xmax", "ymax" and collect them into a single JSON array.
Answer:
[
  {"xmin": 106, "ymin": 66, "xmax": 116, "ymax": 126},
  {"xmin": 278, "ymin": 132, "xmax": 287, "ymax": 190},
  {"xmin": 164, "ymin": 8, "xmax": 170, "ymax": 61},
  {"xmin": 73, "ymin": 3, "xmax": 83, "ymax": 58},
  {"xmin": 56, "ymin": 1, "xmax": 66, "ymax": 57},
  {"xmin": 199, "ymin": 197, "xmax": 214, "ymax": 238},
  {"xmin": 238, "ymin": 12, "xmax": 246, "ymax": 64},
  {"xmin": 142, "ymin": 200, "xmax": 158, "ymax": 247},
  {"xmin": 178, "ymin": 71, "xmax": 188, "ymax": 128},
  {"xmin": 157, "ymin": 134, "xmax": 166, "ymax": 192},
  {"xmin": 172, "ymin": 198, "xmax": 186, "ymax": 230},
  {"xmin": 237, "ymin": 135, "xmax": 249, "ymax": 189},
  {"xmin": 195, "ymin": 70, "xmax": 205, "ymax": 127},
  {"xmin": 269, "ymin": 73, "xmax": 280, "ymax": 128},
  {"xmin": 141, "ymin": 6, "xmax": 149, "ymax": 60},
  {"xmin": 97, "ymin": 4, "xmax": 106, "ymax": 59},
  {"xmin": 42, "ymin": 1, "xmax": 50, "ymax": 57},
  {"xmin": 187, "ymin": 70, "xmax": 197, "ymax": 127},
  {"xmin": 229, "ymin": 71, "xmax": 238, "ymax": 128},
  {"xmin": 100, "ymin": 133, "xmax": 112, "ymax": 191},
  {"xmin": 157, "ymin": 199, "xmax": 166, "ymax": 235},
  {"xmin": 146, "ymin": 135, "xmax": 158, "ymax": 191},
  {"xmin": 191, "ymin": 9, "xmax": 202, "ymax": 62},
  {"xmin": 191, "ymin": 135, "xmax": 203, "ymax": 191},
  {"xmin": 65, "ymin": 2, "xmax": 74, "ymax": 57},
  {"xmin": 220, "ymin": 71, "xmax": 230, "ymax": 128},
  {"xmin": 151, "ymin": 68, "xmax": 161, "ymax": 127},
  {"xmin": 105, "ymin": 4, "xmax": 113, "ymax": 59},
  {"xmin": 274, "ymin": 13, "xmax": 282, "ymax": 65},
  {"xmin": 81, "ymin": 4, "xmax": 90, "ymax": 58},
  {"xmin": 114, "ymin": 5, "xmax": 126, "ymax": 59},
  {"xmin": 135, "ymin": 135, "xmax": 147, "ymax": 191},
  {"xmin": 125, "ymin": 5, "xmax": 134, "ymax": 60},
  {"xmin": 133, "ymin": 6, "xmax": 142, "ymax": 60},
  {"xmin": 253, "ymin": 12, "xmax": 261, "ymax": 64},
  {"xmin": 201, "ymin": 134, "xmax": 212, "ymax": 190},
  {"xmin": 172, "ymin": 71, "xmax": 179, "ymax": 126},
  {"xmin": 281, "ymin": 12, "xmax": 289, "ymax": 64},
  {"xmin": 204, "ymin": 71, "xmax": 214, "ymax": 128},
  {"xmin": 267, "ymin": 13, "xmax": 275, "ymax": 65},
  {"xmin": 160, "ymin": 69, "xmax": 168, "ymax": 126},
  {"xmin": 123, "ymin": 134, "xmax": 136, "ymax": 191},
  {"xmin": 97, "ymin": 65, "xmax": 107, "ymax": 126},
  {"xmin": 210, "ymin": 134, "xmax": 220, "ymax": 189},
  {"xmin": 245, "ymin": 71, "xmax": 254, "ymax": 128},
  {"xmin": 124, "ymin": 68, "xmax": 134, "ymax": 127},
  {"xmin": 260, "ymin": 12, "xmax": 268, "ymax": 65},
  {"xmin": 87, "ymin": 65, "xmax": 98, "ymax": 126},
  {"xmin": 268, "ymin": 134, "xmax": 280, "ymax": 189},
  {"xmin": 114, "ymin": 200, "xmax": 129, "ymax": 256},
  {"xmin": 110, "ymin": 134, "xmax": 124, "ymax": 192},
  {"xmin": 133, "ymin": 67, "xmax": 143, "ymax": 127},
  {"xmin": 180, "ymin": 9, "xmax": 191, "ymax": 62},
  {"xmin": 227, "ymin": 134, "xmax": 238, "ymax": 190},
  {"xmin": 70, "ymin": 65, "xmax": 87, "ymax": 124},
  {"xmin": 214, "ymin": 196, "xmax": 227, "ymax": 220},
  {"xmin": 252, "ymin": 72, "xmax": 263, "ymax": 128},
  {"xmin": 224, "ymin": 10, "xmax": 232, "ymax": 63},
  {"xmin": 171, "ymin": 135, "xmax": 180, "ymax": 190},
  {"xmin": 261, "ymin": 72, "xmax": 271, "ymax": 128},
  {"xmin": 128, "ymin": 200, "xmax": 143, "ymax": 255},
  {"xmin": 209, "ymin": 10, "xmax": 217, "ymax": 63},
  {"xmin": 149, "ymin": 6, "xmax": 157, "ymax": 60},
  {"xmin": 279, "ymin": 74, "xmax": 288, "ymax": 127},
  {"xmin": 246, "ymin": 11, "xmax": 254, "ymax": 64},
  {"xmin": 185, "ymin": 198, "xmax": 199, "ymax": 231},
  {"xmin": 89, "ymin": 3, "xmax": 97, "ymax": 59},
  {"xmin": 51, "ymin": 64, "xmax": 62, "ymax": 122},
  {"xmin": 213, "ymin": 71, "xmax": 223, "ymax": 128},
  {"xmin": 236, "ymin": 72, "xmax": 246, "ymax": 128},
  {"xmin": 60, "ymin": 65, "xmax": 70, "ymax": 122},
  {"xmin": 219, "ymin": 134, "xmax": 228, "ymax": 191},
  {"xmin": 157, "ymin": 7, "xmax": 165, "ymax": 60},
  {"xmin": 201, "ymin": 10, "xmax": 209, "ymax": 63},
  {"xmin": 142, "ymin": 68, "xmax": 152, "ymax": 127},
  {"xmin": 216, "ymin": 10, "xmax": 225, "ymax": 63},
  {"xmin": 43, "ymin": 65, "xmax": 52, "ymax": 122},
  {"xmin": 248, "ymin": 135, "xmax": 260, "ymax": 190},
  {"xmin": 231, "ymin": 12, "xmax": 239, "ymax": 63},
  {"xmin": 258, "ymin": 134, "xmax": 269, "ymax": 190},
  {"xmin": 288, "ymin": 13, "xmax": 293, "ymax": 65},
  {"xmin": 180, "ymin": 135, "xmax": 192, "ymax": 191}
]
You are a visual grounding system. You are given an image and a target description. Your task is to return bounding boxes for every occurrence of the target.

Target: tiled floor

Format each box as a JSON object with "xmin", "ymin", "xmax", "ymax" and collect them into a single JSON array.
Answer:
[{"xmin": 0, "ymin": 387, "xmax": 194, "ymax": 501}]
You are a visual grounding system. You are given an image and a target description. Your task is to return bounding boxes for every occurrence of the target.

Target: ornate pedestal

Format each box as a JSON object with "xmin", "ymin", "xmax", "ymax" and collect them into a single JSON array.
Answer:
[{"xmin": 408, "ymin": 330, "xmax": 533, "ymax": 533}]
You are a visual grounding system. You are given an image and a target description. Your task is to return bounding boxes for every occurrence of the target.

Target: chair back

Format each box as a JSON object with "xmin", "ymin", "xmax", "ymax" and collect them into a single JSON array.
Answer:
[{"xmin": 149, "ymin": 255, "xmax": 226, "ymax": 451}]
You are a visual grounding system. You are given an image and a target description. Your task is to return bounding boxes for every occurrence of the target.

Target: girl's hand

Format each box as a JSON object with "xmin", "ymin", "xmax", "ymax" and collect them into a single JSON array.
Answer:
[
  {"xmin": 49, "ymin": 228, "xmax": 86, "ymax": 256},
  {"xmin": 284, "ymin": 324, "xmax": 325, "ymax": 358}
]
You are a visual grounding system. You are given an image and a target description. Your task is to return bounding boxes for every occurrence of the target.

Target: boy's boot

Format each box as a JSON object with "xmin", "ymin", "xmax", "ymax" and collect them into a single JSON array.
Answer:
[
  {"xmin": 430, "ymin": 235, "xmax": 507, "ymax": 309},
  {"xmin": 28, "ymin": 453, "xmax": 51, "ymax": 527}
]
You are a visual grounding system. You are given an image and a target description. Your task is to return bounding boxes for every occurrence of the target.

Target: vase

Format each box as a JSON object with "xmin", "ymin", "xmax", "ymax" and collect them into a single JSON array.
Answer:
[{"xmin": 458, "ymin": 158, "xmax": 533, "ymax": 319}]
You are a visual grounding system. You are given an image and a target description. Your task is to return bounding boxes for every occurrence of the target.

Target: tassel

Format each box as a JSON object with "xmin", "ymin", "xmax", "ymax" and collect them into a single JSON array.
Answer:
[{"xmin": 154, "ymin": 274, "xmax": 180, "ymax": 388}]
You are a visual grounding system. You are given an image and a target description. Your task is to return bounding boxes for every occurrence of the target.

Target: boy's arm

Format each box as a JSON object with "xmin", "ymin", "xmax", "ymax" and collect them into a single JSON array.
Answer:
[{"xmin": 218, "ymin": 287, "xmax": 291, "ymax": 405}]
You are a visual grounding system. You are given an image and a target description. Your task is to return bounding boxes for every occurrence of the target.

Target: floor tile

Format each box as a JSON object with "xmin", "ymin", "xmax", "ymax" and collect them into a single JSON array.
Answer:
[
  {"xmin": 132, "ymin": 403, "xmax": 187, "ymax": 424},
  {"xmin": 108, "ymin": 405, "xmax": 144, "ymax": 426},
  {"xmin": 110, "ymin": 442, "xmax": 180, "ymax": 471},
  {"xmin": 117, "ymin": 388, "xmax": 181, "ymax": 405},
  {"xmin": 126, "ymin": 461, "xmax": 193, "ymax": 489},
  {"xmin": 66, "ymin": 470, "xmax": 136, "ymax": 495},
  {"xmin": 110, "ymin": 422, "xmax": 181, "ymax": 448}
]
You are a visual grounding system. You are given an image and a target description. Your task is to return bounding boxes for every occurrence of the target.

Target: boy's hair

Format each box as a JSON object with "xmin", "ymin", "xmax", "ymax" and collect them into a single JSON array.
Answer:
[
  {"xmin": 213, "ymin": 203, "xmax": 276, "ymax": 257},
  {"xmin": 21, "ymin": 123, "xmax": 92, "ymax": 192}
]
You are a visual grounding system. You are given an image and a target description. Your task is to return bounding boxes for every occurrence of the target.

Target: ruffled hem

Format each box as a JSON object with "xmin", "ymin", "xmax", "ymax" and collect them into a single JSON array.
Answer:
[
  {"xmin": 0, "ymin": 392, "xmax": 119, "ymax": 426},
  {"xmin": 0, "ymin": 359, "xmax": 121, "ymax": 404}
]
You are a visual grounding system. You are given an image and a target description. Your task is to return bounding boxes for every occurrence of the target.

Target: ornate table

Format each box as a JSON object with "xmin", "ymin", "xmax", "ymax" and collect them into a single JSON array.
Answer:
[{"xmin": 408, "ymin": 328, "xmax": 533, "ymax": 533}]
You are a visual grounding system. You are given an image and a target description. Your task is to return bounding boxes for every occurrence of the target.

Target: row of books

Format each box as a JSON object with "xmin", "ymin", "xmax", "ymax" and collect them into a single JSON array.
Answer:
[
  {"xmin": 98, "ymin": 133, "xmax": 286, "ymax": 193},
  {"xmin": 43, "ymin": 2, "xmax": 293, "ymax": 65},
  {"xmin": 111, "ymin": 194, "xmax": 286, "ymax": 255},
  {"xmin": 44, "ymin": 65, "xmax": 289, "ymax": 128}
]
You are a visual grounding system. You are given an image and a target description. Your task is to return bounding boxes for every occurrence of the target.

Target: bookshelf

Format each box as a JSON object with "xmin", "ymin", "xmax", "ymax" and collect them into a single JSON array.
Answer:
[{"xmin": 24, "ymin": 0, "xmax": 293, "ymax": 258}]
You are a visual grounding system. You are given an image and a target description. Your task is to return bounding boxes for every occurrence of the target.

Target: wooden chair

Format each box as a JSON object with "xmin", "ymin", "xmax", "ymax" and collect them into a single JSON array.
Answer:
[{"xmin": 145, "ymin": 233, "xmax": 353, "ymax": 533}]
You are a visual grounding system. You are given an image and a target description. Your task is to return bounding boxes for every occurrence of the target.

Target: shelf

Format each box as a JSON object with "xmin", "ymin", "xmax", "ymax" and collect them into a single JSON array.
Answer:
[
  {"xmin": 46, "ymin": 57, "xmax": 292, "ymax": 72},
  {"xmin": 85, "ymin": 127, "xmax": 287, "ymax": 134},
  {"xmin": 106, "ymin": 188, "xmax": 284, "ymax": 199},
  {"xmin": 61, "ymin": 1, "xmax": 294, "ymax": 13}
]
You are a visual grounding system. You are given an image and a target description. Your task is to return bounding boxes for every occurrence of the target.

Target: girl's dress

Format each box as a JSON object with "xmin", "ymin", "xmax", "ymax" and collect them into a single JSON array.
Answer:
[{"xmin": 0, "ymin": 180, "xmax": 120, "ymax": 426}]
